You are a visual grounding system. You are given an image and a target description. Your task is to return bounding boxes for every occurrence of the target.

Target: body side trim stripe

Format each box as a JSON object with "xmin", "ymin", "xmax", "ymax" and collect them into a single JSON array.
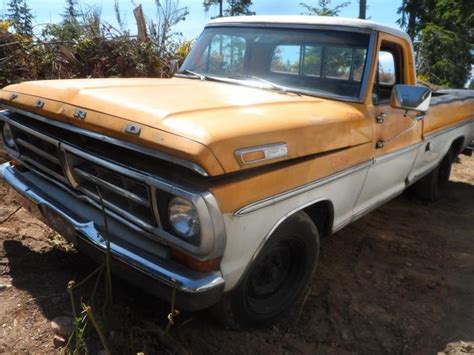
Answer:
[
  {"xmin": 236, "ymin": 117, "xmax": 474, "ymax": 216},
  {"xmin": 373, "ymin": 141, "xmax": 422, "ymax": 164},
  {"xmin": 423, "ymin": 116, "xmax": 474, "ymax": 140},
  {"xmin": 235, "ymin": 160, "xmax": 373, "ymax": 215}
]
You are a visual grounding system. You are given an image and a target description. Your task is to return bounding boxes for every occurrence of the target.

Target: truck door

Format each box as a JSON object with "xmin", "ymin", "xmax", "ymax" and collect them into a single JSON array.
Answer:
[{"xmin": 354, "ymin": 34, "xmax": 422, "ymax": 217}]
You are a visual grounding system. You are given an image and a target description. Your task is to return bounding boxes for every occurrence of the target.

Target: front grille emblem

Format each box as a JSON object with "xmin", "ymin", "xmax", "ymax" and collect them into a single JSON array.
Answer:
[
  {"xmin": 73, "ymin": 109, "xmax": 87, "ymax": 120},
  {"xmin": 35, "ymin": 99, "xmax": 45, "ymax": 109},
  {"xmin": 124, "ymin": 123, "xmax": 141, "ymax": 135}
]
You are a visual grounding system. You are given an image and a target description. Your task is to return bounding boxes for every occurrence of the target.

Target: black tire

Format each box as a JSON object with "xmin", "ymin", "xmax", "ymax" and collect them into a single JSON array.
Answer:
[
  {"xmin": 211, "ymin": 211, "xmax": 319, "ymax": 328},
  {"xmin": 411, "ymin": 148, "xmax": 454, "ymax": 202}
]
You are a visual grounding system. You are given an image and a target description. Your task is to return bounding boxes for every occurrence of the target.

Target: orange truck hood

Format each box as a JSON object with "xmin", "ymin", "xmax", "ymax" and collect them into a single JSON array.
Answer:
[{"xmin": 0, "ymin": 78, "xmax": 372, "ymax": 176}]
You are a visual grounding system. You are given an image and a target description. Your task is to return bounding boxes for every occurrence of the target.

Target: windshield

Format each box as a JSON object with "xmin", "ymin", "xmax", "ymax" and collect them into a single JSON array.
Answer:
[{"xmin": 180, "ymin": 26, "xmax": 371, "ymax": 100}]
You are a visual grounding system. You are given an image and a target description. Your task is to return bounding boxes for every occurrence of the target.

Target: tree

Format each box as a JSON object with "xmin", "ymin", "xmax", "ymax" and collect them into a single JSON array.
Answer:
[
  {"xmin": 45, "ymin": 0, "xmax": 84, "ymax": 41},
  {"xmin": 148, "ymin": 0, "xmax": 189, "ymax": 56},
  {"xmin": 203, "ymin": 0, "xmax": 254, "ymax": 17},
  {"xmin": 398, "ymin": 0, "xmax": 473, "ymax": 87},
  {"xmin": 114, "ymin": 0, "xmax": 127, "ymax": 33},
  {"xmin": 396, "ymin": 0, "xmax": 434, "ymax": 39},
  {"xmin": 63, "ymin": 0, "xmax": 82, "ymax": 24},
  {"xmin": 7, "ymin": 0, "xmax": 33, "ymax": 37},
  {"xmin": 300, "ymin": 0, "xmax": 350, "ymax": 16}
]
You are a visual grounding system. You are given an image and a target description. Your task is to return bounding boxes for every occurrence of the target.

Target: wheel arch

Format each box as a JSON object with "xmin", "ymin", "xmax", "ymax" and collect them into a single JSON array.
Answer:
[
  {"xmin": 302, "ymin": 199, "xmax": 334, "ymax": 237},
  {"xmin": 250, "ymin": 198, "xmax": 334, "ymax": 263}
]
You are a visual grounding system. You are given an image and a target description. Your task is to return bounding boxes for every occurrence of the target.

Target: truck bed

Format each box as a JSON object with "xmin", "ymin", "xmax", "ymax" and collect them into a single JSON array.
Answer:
[
  {"xmin": 423, "ymin": 89, "xmax": 474, "ymax": 136},
  {"xmin": 430, "ymin": 89, "xmax": 474, "ymax": 106}
]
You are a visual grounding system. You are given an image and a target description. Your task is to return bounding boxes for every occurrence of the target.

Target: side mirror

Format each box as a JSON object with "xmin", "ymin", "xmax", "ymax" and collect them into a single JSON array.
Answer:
[
  {"xmin": 169, "ymin": 60, "xmax": 179, "ymax": 76},
  {"xmin": 390, "ymin": 84, "xmax": 431, "ymax": 113}
]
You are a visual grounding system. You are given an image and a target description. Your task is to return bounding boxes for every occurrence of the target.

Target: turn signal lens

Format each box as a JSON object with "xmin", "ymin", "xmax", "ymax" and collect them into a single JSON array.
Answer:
[
  {"xmin": 241, "ymin": 150, "xmax": 265, "ymax": 162},
  {"xmin": 10, "ymin": 159, "xmax": 26, "ymax": 171},
  {"xmin": 171, "ymin": 248, "xmax": 221, "ymax": 273},
  {"xmin": 236, "ymin": 143, "xmax": 288, "ymax": 164}
]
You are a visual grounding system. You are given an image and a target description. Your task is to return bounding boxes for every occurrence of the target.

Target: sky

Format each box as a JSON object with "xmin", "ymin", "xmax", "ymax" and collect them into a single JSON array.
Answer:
[{"xmin": 0, "ymin": 0, "xmax": 403, "ymax": 40}]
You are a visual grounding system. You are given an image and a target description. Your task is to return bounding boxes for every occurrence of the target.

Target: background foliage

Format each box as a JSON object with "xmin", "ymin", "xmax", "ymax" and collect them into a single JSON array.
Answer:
[
  {"xmin": 398, "ymin": 0, "xmax": 473, "ymax": 87},
  {"xmin": 0, "ymin": 0, "xmax": 192, "ymax": 86},
  {"xmin": 0, "ymin": 0, "xmax": 472, "ymax": 88}
]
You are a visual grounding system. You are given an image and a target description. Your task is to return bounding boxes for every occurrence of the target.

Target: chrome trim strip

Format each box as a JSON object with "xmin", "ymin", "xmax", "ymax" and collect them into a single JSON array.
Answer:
[
  {"xmin": 245, "ymin": 197, "xmax": 331, "ymax": 276},
  {"xmin": 373, "ymin": 116, "xmax": 474, "ymax": 164},
  {"xmin": 76, "ymin": 186, "xmax": 155, "ymax": 230},
  {"xmin": 331, "ymin": 216, "xmax": 353, "ymax": 234},
  {"xmin": 21, "ymin": 156, "xmax": 68, "ymax": 184},
  {"xmin": 5, "ymin": 114, "xmax": 59, "ymax": 146},
  {"xmin": 353, "ymin": 190, "xmax": 403, "ymax": 220},
  {"xmin": 423, "ymin": 116, "xmax": 474, "ymax": 140},
  {"xmin": 235, "ymin": 160, "xmax": 372, "ymax": 215},
  {"xmin": 0, "ymin": 162, "xmax": 224, "ymax": 294},
  {"xmin": 373, "ymin": 141, "xmax": 422, "ymax": 164},
  {"xmin": 331, "ymin": 189, "xmax": 404, "ymax": 232},
  {"xmin": 15, "ymin": 138, "xmax": 60, "ymax": 165},
  {"xmin": 150, "ymin": 186, "xmax": 163, "ymax": 229},
  {"xmin": 73, "ymin": 167, "xmax": 150, "ymax": 208},
  {"xmin": 0, "ymin": 107, "xmax": 210, "ymax": 176}
]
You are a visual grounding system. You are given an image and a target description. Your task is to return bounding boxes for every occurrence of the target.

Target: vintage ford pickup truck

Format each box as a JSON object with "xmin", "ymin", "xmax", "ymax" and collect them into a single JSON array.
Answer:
[{"xmin": 0, "ymin": 16, "xmax": 473, "ymax": 327}]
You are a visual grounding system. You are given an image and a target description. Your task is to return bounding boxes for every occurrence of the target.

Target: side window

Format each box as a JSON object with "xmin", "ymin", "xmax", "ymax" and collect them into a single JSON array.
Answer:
[
  {"xmin": 207, "ymin": 34, "xmax": 246, "ymax": 76},
  {"xmin": 373, "ymin": 42, "xmax": 404, "ymax": 104},
  {"xmin": 378, "ymin": 51, "xmax": 396, "ymax": 85},
  {"xmin": 302, "ymin": 45, "xmax": 322, "ymax": 77},
  {"xmin": 271, "ymin": 45, "xmax": 301, "ymax": 74}
]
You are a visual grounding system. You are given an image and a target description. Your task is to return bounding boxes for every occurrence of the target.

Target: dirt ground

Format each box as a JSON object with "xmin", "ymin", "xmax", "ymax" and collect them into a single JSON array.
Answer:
[{"xmin": 0, "ymin": 149, "xmax": 473, "ymax": 354}]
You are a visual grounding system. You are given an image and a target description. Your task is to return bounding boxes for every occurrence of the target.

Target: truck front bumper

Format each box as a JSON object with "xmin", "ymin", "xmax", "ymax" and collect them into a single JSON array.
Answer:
[{"xmin": 0, "ymin": 162, "xmax": 225, "ymax": 311}]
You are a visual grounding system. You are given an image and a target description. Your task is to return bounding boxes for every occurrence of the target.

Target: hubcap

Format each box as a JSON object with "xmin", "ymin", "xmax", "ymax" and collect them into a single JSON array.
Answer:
[{"xmin": 246, "ymin": 240, "xmax": 305, "ymax": 315}]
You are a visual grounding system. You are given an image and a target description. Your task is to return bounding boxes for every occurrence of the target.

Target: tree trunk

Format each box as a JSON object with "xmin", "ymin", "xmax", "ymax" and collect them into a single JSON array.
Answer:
[
  {"xmin": 133, "ymin": 4, "xmax": 148, "ymax": 43},
  {"xmin": 359, "ymin": 0, "xmax": 367, "ymax": 19},
  {"xmin": 219, "ymin": 0, "xmax": 223, "ymax": 17}
]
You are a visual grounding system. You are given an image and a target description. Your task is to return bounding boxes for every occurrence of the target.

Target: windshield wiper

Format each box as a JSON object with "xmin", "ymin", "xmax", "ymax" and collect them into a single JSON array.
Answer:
[
  {"xmin": 177, "ymin": 70, "xmax": 238, "ymax": 86},
  {"xmin": 177, "ymin": 69, "xmax": 207, "ymax": 80},
  {"xmin": 231, "ymin": 75, "xmax": 303, "ymax": 96}
]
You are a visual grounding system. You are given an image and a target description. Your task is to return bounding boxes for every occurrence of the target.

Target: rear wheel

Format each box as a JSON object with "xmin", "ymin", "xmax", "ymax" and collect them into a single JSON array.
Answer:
[
  {"xmin": 411, "ymin": 148, "xmax": 454, "ymax": 201},
  {"xmin": 211, "ymin": 211, "xmax": 319, "ymax": 328}
]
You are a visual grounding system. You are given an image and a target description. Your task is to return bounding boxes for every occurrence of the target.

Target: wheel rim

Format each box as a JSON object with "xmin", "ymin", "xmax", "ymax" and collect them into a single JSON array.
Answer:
[{"xmin": 246, "ymin": 239, "xmax": 306, "ymax": 315}]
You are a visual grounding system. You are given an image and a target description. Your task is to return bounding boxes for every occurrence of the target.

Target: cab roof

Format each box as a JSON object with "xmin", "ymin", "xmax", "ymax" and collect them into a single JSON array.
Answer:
[{"xmin": 208, "ymin": 15, "xmax": 412, "ymax": 44}]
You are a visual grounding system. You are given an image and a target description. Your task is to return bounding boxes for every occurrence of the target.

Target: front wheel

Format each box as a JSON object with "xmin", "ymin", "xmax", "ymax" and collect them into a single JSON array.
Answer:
[{"xmin": 211, "ymin": 211, "xmax": 320, "ymax": 328}]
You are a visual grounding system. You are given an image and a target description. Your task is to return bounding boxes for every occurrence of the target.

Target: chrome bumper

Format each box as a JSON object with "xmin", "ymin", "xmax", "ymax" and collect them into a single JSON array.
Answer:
[{"xmin": 0, "ymin": 162, "xmax": 225, "ymax": 310}]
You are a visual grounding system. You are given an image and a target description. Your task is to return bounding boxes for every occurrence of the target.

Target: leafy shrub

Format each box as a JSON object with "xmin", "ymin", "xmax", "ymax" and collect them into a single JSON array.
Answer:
[{"xmin": 0, "ymin": 1, "xmax": 191, "ymax": 86}]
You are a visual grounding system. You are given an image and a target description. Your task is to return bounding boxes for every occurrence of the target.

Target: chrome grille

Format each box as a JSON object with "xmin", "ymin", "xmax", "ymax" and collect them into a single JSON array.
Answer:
[
  {"xmin": 6, "ymin": 120, "xmax": 157, "ymax": 229},
  {"xmin": 68, "ymin": 154, "xmax": 156, "ymax": 227},
  {"xmin": 10, "ymin": 125, "xmax": 68, "ymax": 184}
]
